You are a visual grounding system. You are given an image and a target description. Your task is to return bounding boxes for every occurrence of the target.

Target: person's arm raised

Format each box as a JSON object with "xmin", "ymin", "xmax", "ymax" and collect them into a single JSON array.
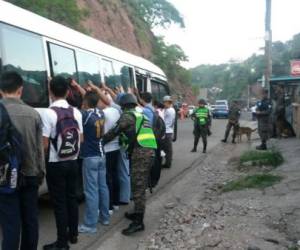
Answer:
[
  {"xmin": 87, "ymin": 82, "xmax": 111, "ymax": 106},
  {"xmin": 103, "ymin": 85, "xmax": 117, "ymax": 101},
  {"xmin": 70, "ymin": 79, "xmax": 86, "ymax": 97}
]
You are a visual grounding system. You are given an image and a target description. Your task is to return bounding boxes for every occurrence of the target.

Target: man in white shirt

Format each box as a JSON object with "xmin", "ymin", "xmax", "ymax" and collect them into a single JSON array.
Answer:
[
  {"xmin": 101, "ymin": 102, "xmax": 121, "ymax": 212},
  {"xmin": 161, "ymin": 96, "xmax": 176, "ymax": 168},
  {"xmin": 41, "ymin": 76, "xmax": 83, "ymax": 250},
  {"xmin": 103, "ymin": 97, "xmax": 132, "ymax": 207}
]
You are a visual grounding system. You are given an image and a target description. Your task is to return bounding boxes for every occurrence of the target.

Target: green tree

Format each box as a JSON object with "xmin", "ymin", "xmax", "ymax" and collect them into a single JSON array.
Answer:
[
  {"xmin": 124, "ymin": 0, "xmax": 184, "ymax": 28},
  {"xmin": 290, "ymin": 33, "xmax": 300, "ymax": 59},
  {"xmin": 152, "ymin": 36, "xmax": 189, "ymax": 84}
]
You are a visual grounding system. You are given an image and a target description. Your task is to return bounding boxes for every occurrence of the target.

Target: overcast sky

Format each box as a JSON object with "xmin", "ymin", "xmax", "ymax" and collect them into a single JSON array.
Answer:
[{"xmin": 154, "ymin": 0, "xmax": 300, "ymax": 68}]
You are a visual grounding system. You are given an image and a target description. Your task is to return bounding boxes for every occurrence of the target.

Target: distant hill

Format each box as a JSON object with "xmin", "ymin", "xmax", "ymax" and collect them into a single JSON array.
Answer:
[{"xmin": 190, "ymin": 34, "xmax": 300, "ymax": 101}]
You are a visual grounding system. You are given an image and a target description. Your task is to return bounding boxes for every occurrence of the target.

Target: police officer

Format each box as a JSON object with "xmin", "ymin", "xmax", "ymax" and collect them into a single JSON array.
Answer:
[
  {"xmin": 256, "ymin": 89, "xmax": 272, "ymax": 150},
  {"xmin": 103, "ymin": 94, "xmax": 156, "ymax": 236},
  {"xmin": 191, "ymin": 99, "xmax": 211, "ymax": 153},
  {"xmin": 221, "ymin": 100, "xmax": 240, "ymax": 144}
]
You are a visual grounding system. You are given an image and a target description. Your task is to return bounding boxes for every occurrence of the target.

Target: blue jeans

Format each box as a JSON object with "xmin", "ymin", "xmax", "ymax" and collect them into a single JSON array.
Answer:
[
  {"xmin": 82, "ymin": 156, "xmax": 109, "ymax": 228},
  {"xmin": 0, "ymin": 192, "xmax": 20, "ymax": 250},
  {"xmin": 0, "ymin": 177, "xmax": 39, "ymax": 250},
  {"xmin": 118, "ymin": 148, "xmax": 131, "ymax": 203}
]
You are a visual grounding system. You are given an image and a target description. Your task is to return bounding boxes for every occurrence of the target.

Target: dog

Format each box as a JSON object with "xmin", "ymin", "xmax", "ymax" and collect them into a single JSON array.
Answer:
[
  {"xmin": 276, "ymin": 116, "xmax": 296, "ymax": 138},
  {"xmin": 237, "ymin": 127, "xmax": 257, "ymax": 142}
]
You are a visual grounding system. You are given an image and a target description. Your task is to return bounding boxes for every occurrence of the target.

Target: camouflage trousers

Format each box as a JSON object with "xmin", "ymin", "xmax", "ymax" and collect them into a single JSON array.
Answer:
[
  {"xmin": 130, "ymin": 147, "xmax": 154, "ymax": 214},
  {"xmin": 224, "ymin": 121, "xmax": 239, "ymax": 141},
  {"xmin": 258, "ymin": 117, "xmax": 271, "ymax": 142}
]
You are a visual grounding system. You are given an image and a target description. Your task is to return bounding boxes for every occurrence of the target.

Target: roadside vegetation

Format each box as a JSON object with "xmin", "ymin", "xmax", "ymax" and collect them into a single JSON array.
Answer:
[
  {"xmin": 223, "ymin": 148, "xmax": 285, "ymax": 192},
  {"xmin": 222, "ymin": 174, "xmax": 283, "ymax": 192},
  {"xmin": 239, "ymin": 150, "xmax": 284, "ymax": 168}
]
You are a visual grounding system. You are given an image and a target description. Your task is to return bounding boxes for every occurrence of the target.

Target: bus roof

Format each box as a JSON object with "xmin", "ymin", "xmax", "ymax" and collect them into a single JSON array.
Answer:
[{"xmin": 0, "ymin": 0, "xmax": 166, "ymax": 79}]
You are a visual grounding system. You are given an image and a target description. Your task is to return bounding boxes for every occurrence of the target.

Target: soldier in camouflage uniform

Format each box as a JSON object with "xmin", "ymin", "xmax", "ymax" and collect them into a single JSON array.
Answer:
[
  {"xmin": 256, "ymin": 89, "xmax": 272, "ymax": 150},
  {"xmin": 103, "ymin": 94, "xmax": 156, "ymax": 236},
  {"xmin": 221, "ymin": 100, "xmax": 241, "ymax": 144}
]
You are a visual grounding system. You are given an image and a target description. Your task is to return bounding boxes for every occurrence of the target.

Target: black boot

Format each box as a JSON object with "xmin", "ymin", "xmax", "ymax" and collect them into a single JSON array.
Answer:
[
  {"xmin": 256, "ymin": 143, "xmax": 267, "ymax": 150},
  {"xmin": 122, "ymin": 213, "xmax": 145, "ymax": 236},
  {"xmin": 232, "ymin": 139, "xmax": 236, "ymax": 144},
  {"xmin": 43, "ymin": 242, "xmax": 69, "ymax": 250},
  {"xmin": 203, "ymin": 143, "xmax": 207, "ymax": 153},
  {"xmin": 221, "ymin": 139, "xmax": 227, "ymax": 143},
  {"xmin": 124, "ymin": 212, "xmax": 137, "ymax": 221},
  {"xmin": 191, "ymin": 137, "xmax": 199, "ymax": 152}
]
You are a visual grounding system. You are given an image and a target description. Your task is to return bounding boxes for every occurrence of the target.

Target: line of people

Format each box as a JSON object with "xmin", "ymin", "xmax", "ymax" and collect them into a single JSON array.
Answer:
[
  {"xmin": 190, "ymin": 89, "xmax": 273, "ymax": 153},
  {"xmin": 0, "ymin": 71, "xmax": 176, "ymax": 250}
]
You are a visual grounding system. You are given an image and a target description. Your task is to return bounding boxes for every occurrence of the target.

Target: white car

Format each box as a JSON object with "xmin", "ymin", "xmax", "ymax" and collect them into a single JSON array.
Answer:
[{"xmin": 188, "ymin": 105, "xmax": 196, "ymax": 116}]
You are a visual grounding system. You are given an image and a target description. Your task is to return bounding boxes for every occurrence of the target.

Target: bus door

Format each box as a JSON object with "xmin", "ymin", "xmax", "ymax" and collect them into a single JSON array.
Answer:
[{"xmin": 136, "ymin": 73, "xmax": 148, "ymax": 93}]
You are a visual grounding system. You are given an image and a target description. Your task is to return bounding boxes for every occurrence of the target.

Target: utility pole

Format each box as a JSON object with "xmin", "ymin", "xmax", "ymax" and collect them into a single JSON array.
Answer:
[
  {"xmin": 264, "ymin": 0, "xmax": 272, "ymax": 93},
  {"xmin": 247, "ymin": 84, "xmax": 250, "ymax": 109}
]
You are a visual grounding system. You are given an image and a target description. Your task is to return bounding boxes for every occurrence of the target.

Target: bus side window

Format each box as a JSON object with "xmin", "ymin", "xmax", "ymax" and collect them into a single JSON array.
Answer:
[
  {"xmin": 113, "ymin": 62, "xmax": 134, "ymax": 92},
  {"xmin": 0, "ymin": 24, "xmax": 48, "ymax": 107},
  {"xmin": 48, "ymin": 43, "xmax": 77, "ymax": 80},
  {"xmin": 102, "ymin": 59, "xmax": 115, "ymax": 89},
  {"xmin": 76, "ymin": 51, "xmax": 101, "ymax": 86},
  {"xmin": 151, "ymin": 80, "xmax": 169, "ymax": 102},
  {"xmin": 159, "ymin": 83, "xmax": 169, "ymax": 100},
  {"xmin": 151, "ymin": 80, "xmax": 160, "ymax": 101}
]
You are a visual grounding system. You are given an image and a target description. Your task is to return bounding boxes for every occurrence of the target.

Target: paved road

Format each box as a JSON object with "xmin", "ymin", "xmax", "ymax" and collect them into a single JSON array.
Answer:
[{"xmin": 6, "ymin": 118, "xmax": 228, "ymax": 249}]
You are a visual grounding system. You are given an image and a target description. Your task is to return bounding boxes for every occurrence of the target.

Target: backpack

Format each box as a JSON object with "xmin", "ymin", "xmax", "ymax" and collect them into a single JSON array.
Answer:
[
  {"xmin": 152, "ymin": 111, "xmax": 166, "ymax": 144},
  {"xmin": 0, "ymin": 103, "xmax": 23, "ymax": 193},
  {"xmin": 148, "ymin": 110, "xmax": 166, "ymax": 191},
  {"xmin": 51, "ymin": 107, "xmax": 80, "ymax": 160},
  {"xmin": 148, "ymin": 149, "xmax": 161, "ymax": 192}
]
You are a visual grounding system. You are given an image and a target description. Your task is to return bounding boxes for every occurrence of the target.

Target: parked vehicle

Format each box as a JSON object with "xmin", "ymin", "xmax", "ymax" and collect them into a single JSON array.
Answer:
[
  {"xmin": 212, "ymin": 105, "xmax": 229, "ymax": 119},
  {"xmin": 188, "ymin": 105, "xmax": 195, "ymax": 116},
  {"xmin": 215, "ymin": 100, "xmax": 229, "ymax": 108}
]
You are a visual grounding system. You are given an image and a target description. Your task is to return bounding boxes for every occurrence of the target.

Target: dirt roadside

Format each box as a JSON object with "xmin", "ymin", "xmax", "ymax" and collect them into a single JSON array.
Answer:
[{"xmin": 137, "ymin": 138, "xmax": 300, "ymax": 250}]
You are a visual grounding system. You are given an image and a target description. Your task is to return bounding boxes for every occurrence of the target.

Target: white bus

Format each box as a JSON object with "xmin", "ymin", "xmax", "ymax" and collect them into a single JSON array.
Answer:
[
  {"xmin": 0, "ymin": 0, "xmax": 172, "ymax": 195},
  {"xmin": 0, "ymin": 0, "xmax": 170, "ymax": 108}
]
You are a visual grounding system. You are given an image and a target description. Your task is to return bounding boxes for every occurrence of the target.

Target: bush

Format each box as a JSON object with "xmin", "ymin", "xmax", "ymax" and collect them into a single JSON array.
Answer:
[
  {"xmin": 240, "ymin": 150, "xmax": 284, "ymax": 168},
  {"xmin": 222, "ymin": 174, "xmax": 283, "ymax": 192}
]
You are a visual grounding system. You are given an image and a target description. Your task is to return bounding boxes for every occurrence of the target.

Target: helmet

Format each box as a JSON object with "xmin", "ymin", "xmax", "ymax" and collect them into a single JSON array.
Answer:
[
  {"xmin": 119, "ymin": 93, "xmax": 137, "ymax": 106},
  {"xmin": 163, "ymin": 95, "xmax": 172, "ymax": 102},
  {"xmin": 115, "ymin": 93, "xmax": 126, "ymax": 105},
  {"xmin": 198, "ymin": 99, "xmax": 206, "ymax": 105}
]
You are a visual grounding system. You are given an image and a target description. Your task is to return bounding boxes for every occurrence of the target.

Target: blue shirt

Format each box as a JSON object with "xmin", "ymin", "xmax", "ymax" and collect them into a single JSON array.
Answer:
[
  {"xmin": 143, "ymin": 104, "xmax": 154, "ymax": 126},
  {"xmin": 256, "ymin": 98, "xmax": 272, "ymax": 114},
  {"xmin": 81, "ymin": 108, "xmax": 105, "ymax": 158}
]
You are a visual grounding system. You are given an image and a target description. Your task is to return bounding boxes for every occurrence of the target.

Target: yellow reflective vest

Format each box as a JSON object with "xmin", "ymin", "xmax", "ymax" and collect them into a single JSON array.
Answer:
[
  {"xmin": 194, "ymin": 107, "xmax": 209, "ymax": 125},
  {"xmin": 121, "ymin": 111, "xmax": 157, "ymax": 150}
]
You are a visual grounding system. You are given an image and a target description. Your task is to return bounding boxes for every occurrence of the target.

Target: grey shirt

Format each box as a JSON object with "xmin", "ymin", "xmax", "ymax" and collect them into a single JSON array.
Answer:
[{"xmin": 1, "ymin": 98, "xmax": 45, "ymax": 176}]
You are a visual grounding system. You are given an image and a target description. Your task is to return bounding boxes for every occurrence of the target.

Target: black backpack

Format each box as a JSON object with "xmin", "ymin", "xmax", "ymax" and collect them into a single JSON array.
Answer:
[
  {"xmin": 148, "ymin": 110, "xmax": 166, "ymax": 191},
  {"xmin": 152, "ymin": 111, "xmax": 166, "ymax": 144},
  {"xmin": 51, "ymin": 107, "xmax": 80, "ymax": 160},
  {"xmin": 0, "ymin": 103, "xmax": 23, "ymax": 193}
]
